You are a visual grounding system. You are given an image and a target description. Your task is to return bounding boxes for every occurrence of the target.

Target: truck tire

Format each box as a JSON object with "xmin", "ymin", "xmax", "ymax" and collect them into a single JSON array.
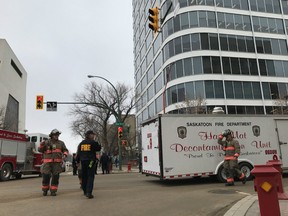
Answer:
[
  {"xmin": 239, "ymin": 162, "xmax": 253, "ymax": 180},
  {"xmin": 0, "ymin": 163, "xmax": 12, "ymax": 181},
  {"xmin": 216, "ymin": 165, "xmax": 226, "ymax": 183}
]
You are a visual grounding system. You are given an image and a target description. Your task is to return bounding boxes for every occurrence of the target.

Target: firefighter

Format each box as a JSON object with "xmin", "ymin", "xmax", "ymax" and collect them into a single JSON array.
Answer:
[
  {"xmin": 218, "ymin": 129, "xmax": 246, "ymax": 186},
  {"xmin": 38, "ymin": 129, "xmax": 68, "ymax": 196},
  {"xmin": 76, "ymin": 130, "xmax": 101, "ymax": 199}
]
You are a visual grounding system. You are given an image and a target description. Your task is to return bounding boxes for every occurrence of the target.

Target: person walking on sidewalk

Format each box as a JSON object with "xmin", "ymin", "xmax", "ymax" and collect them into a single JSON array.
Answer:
[
  {"xmin": 218, "ymin": 129, "xmax": 246, "ymax": 186},
  {"xmin": 100, "ymin": 152, "xmax": 109, "ymax": 174},
  {"xmin": 38, "ymin": 129, "xmax": 69, "ymax": 196},
  {"xmin": 72, "ymin": 153, "xmax": 78, "ymax": 175},
  {"xmin": 76, "ymin": 130, "xmax": 101, "ymax": 199}
]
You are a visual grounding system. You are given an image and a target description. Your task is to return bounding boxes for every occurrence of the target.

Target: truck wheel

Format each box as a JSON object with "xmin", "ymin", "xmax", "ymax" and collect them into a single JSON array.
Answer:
[
  {"xmin": 216, "ymin": 165, "xmax": 226, "ymax": 183},
  {"xmin": 239, "ymin": 162, "xmax": 253, "ymax": 180},
  {"xmin": 0, "ymin": 164, "xmax": 12, "ymax": 181}
]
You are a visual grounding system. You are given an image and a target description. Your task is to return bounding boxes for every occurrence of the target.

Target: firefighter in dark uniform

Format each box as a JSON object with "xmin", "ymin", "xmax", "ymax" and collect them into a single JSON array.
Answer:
[
  {"xmin": 76, "ymin": 130, "xmax": 101, "ymax": 199},
  {"xmin": 38, "ymin": 129, "xmax": 68, "ymax": 196},
  {"xmin": 218, "ymin": 129, "xmax": 246, "ymax": 186}
]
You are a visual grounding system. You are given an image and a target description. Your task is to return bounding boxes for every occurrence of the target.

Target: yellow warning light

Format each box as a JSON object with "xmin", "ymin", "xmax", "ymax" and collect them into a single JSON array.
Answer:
[{"xmin": 261, "ymin": 181, "xmax": 272, "ymax": 192}]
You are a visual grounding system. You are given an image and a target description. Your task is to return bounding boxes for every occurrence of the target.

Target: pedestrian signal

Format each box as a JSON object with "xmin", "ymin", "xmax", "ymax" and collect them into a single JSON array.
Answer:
[
  {"xmin": 36, "ymin": 95, "xmax": 44, "ymax": 110},
  {"xmin": 148, "ymin": 7, "xmax": 159, "ymax": 33},
  {"xmin": 118, "ymin": 127, "xmax": 123, "ymax": 139}
]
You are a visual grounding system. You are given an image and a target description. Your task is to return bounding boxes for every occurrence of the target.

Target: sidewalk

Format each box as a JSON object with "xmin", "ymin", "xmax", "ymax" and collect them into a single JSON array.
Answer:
[
  {"xmin": 224, "ymin": 186, "xmax": 288, "ymax": 216},
  {"xmin": 110, "ymin": 165, "xmax": 139, "ymax": 174}
]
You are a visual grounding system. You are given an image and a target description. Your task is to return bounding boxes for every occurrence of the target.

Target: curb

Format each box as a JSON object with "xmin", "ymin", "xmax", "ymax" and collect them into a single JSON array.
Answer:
[{"xmin": 224, "ymin": 195, "xmax": 257, "ymax": 216}]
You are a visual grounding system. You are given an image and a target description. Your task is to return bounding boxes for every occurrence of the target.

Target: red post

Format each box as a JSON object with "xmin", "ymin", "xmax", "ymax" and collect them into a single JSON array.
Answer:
[
  {"xmin": 127, "ymin": 162, "xmax": 131, "ymax": 172},
  {"xmin": 266, "ymin": 159, "xmax": 288, "ymax": 200},
  {"xmin": 251, "ymin": 164, "xmax": 281, "ymax": 216}
]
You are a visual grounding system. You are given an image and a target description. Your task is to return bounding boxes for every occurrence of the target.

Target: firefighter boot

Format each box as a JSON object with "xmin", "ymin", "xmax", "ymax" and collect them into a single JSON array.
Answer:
[
  {"xmin": 225, "ymin": 182, "xmax": 235, "ymax": 186},
  {"xmin": 50, "ymin": 191, "xmax": 57, "ymax": 196},
  {"xmin": 86, "ymin": 193, "xmax": 94, "ymax": 199},
  {"xmin": 242, "ymin": 175, "xmax": 247, "ymax": 184}
]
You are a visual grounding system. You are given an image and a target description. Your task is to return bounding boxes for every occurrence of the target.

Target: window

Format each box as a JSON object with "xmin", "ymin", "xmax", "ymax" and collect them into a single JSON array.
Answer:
[
  {"xmin": 243, "ymin": 82, "xmax": 253, "ymax": 99},
  {"xmin": 215, "ymin": 81, "xmax": 224, "ymax": 98},
  {"xmin": 231, "ymin": 58, "xmax": 240, "ymax": 74},
  {"xmin": 193, "ymin": 57, "xmax": 203, "ymax": 74},
  {"xmin": 240, "ymin": 58, "xmax": 249, "ymax": 75},
  {"xmin": 225, "ymin": 81, "xmax": 234, "ymax": 98},
  {"xmin": 205, "ymin": 81, "xmax": 214, "ymax": 98},
  {"xmin": 212, "ymin": 57, "xmax": 221, "ymax": 74},
  {"xmin": 201, "ymin": 33, "xmax": 209, "ymax": 50},
  {"xmin": 222, "ymin": 57, "xmax": 231, "ymax": 74},
  {"xmin": 203, "ymin": 57, "xmax": 212, "ymax": 74},
  {"xmin": 182, "ymin": 35, "xmax": 191, "ymax": 52},
  {"xmin": 184, "ymin": 58, "xmax": 193, "ymax": 76},
  {"xmin": 252, "ymin": 82, "xmax": 262, "ymax": 99},
  {"xmin": 234, "ymin": 82, "xmax": 244, "ymax": 99},
  {"xmin": 11, "ymin": 60, "xmax": 22, "ymax": 78}
]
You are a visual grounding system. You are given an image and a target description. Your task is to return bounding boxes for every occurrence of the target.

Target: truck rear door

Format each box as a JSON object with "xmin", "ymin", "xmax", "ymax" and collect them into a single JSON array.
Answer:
[
  {"xmin": 275, "ymin": 119, "xmax": 288, "ymax": 168},
  {"xmin": 141, "ymin": 118, "xmax": 161, "ymax": 177}
]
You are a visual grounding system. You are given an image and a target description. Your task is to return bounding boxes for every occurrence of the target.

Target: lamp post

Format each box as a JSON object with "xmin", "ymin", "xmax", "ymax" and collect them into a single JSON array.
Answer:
[{"xmin": 87, "ymin": 75, "xmax": 123, "ymax": 171}]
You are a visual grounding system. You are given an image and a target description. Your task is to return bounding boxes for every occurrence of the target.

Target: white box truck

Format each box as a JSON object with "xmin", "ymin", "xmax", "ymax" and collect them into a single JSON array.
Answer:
[{"xmin": 141, "ymin": 114, "xmax": 288, "ymax": 182}]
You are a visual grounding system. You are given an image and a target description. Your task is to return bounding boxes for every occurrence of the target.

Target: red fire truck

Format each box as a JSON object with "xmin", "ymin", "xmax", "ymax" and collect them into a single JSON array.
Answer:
[{"xmin": 0, "ymin": 129, "xmax": 42, "ymax": 181}]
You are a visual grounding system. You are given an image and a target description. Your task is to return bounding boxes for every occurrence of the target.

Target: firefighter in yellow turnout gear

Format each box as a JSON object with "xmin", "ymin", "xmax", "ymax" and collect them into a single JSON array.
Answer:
[
  {"xmin": 38, "ymin": 129, "xmax": 69, "ymax": 196},
  {"xmin": 218, "ymin": 129, "xmax": 246, "ymax": 186}
]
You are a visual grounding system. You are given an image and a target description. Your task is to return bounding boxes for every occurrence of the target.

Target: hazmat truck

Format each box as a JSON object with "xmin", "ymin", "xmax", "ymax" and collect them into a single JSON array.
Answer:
[
  {"xmin": 141, "ymin": 114, "xmax": 288, "ymax": 182},
  {"xmin": 0, "ymin": 130, "xmax": 42, "ymax": 181}
]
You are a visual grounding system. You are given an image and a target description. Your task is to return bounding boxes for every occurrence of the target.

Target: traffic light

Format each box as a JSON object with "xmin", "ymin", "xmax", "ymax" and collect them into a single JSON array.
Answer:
[
  {"xmin": 36, "ymin": 95, "xmax": 44, "ymax": 110},
  {"xmin": 118, "ymin": 127, "xmax": 123, "ymax": 139},
  {"xmin": 148, "ymin": 7, "xmax": 159, "ymax": 33}
]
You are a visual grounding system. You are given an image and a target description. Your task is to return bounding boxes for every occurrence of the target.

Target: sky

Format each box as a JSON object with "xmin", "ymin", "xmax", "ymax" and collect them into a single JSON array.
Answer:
[{"xmin": 0, "ymin": 1, "xmax": 135, "ymax": 153}]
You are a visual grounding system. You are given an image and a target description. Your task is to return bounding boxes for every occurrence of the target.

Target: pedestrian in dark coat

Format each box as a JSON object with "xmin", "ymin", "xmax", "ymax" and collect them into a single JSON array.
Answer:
[{"xmin": 100, "ymin": 153, "xmax": 109, "ymax": 174}]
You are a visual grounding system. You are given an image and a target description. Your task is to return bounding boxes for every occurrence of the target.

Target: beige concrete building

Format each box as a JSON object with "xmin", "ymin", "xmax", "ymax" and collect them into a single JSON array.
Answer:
[{"xmin": 0, "ymin": 39, "xmax": 27, "ymax": 132}]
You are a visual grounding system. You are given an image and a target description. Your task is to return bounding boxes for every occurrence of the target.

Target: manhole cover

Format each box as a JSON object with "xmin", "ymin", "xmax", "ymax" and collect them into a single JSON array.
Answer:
[{"xmin": 209, "ymin": 189, "xmax": 237, "ymax": 194}]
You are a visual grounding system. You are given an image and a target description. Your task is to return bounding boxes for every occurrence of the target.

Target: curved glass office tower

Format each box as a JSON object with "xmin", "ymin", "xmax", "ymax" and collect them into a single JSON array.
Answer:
[{"xmin": 133, "ymin": 0, "xmax": 288, "ymax": 126}]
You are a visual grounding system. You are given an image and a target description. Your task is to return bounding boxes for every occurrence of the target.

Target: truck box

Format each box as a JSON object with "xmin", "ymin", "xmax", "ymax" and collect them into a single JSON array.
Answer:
[{"xmin": 141, "ymin": 114, "xmax": 288, "ymax": 182}]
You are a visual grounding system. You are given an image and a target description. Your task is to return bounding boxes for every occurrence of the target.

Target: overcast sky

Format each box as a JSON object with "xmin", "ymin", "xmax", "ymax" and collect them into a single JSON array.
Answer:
[{"xmin": 0, "ymin": 1, "xmax": 134, "ymax": 153}]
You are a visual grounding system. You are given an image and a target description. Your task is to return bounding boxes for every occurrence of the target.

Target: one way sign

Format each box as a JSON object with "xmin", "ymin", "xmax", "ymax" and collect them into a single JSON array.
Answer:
[{"xmin": 46, "ymin": 101, "xmax": 57, "ymax": 111}]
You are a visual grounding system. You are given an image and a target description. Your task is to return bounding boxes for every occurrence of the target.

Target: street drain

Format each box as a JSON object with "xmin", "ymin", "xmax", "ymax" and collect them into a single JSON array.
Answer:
[{"xmin": 208, "ymin": 189, "xmax": 237, "ymax": 194}]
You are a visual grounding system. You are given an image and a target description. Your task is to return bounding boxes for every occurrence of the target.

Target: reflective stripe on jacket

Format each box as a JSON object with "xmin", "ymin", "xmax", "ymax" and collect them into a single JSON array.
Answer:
[
  {"xmin": 218, "ymin": 138, "xmax": 240, "ymax": 160},
  {"xmin": 38, "ymin": 139, "xmax": 69, "ymax": 163}
]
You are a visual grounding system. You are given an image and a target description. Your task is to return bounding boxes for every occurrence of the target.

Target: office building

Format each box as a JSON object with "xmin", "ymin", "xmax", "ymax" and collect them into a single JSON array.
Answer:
[{"xmin": 133, "ymin": 0, "xmax": 288, "ymax": 126}]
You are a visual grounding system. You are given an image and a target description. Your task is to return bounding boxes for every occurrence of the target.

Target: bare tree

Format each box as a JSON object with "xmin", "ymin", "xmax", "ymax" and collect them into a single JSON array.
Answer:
[
  {"xmin": 271, "ymin": 96, "xmax": 288, "ymax": 114},
  {"xmin": 176, "ymin": 97, "xmax": 207, "ymax": 114},
  {"xmin": 69, "ymin": 81, "xmax": 135, "ymax": 154}
]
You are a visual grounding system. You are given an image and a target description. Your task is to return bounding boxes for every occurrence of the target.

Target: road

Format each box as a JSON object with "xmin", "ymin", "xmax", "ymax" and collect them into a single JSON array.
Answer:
[{"xmin": 0, "ymin": 172, "xmax": 285, "ymax": 216}]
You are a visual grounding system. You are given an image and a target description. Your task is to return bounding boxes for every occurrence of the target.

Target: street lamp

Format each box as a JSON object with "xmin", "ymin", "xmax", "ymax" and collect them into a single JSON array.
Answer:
[{"xmin": 87, "ymin": 75, "xmax": 123, "ymax": 171}]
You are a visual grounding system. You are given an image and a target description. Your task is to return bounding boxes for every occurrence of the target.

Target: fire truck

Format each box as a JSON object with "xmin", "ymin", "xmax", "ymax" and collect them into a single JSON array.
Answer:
[
  {"xmin": 141, "ymin": 114, "xmax": 288, "ymax": 182},
  {"xmin": 0, "ymin": 129, "xmax": 42, "ymax": 181}
]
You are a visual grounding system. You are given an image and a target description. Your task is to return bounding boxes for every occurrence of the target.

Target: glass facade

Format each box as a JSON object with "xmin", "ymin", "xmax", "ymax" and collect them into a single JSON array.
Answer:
[{"xmin": 133, "ymin": 0, "xmax": 288, "ymax": 126}]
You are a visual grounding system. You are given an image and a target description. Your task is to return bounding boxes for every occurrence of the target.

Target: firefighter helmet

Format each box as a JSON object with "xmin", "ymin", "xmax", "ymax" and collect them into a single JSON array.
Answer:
[
  {"xmin": 49, "ymin": 129, "xmax": 61, "ymax": 137},
  {"xmin": 223, "ymin": 129, "xmax": 232, "ymax": 137}
]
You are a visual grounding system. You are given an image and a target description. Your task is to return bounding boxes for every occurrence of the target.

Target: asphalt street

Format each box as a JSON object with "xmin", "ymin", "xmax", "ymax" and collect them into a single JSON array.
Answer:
[{"xmin": 0, "ymin": 170, "xmax": 276, "ymax": 216}]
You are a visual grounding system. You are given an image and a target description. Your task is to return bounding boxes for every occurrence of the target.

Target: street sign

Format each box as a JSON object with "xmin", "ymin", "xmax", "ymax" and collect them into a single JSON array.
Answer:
[
  {"xmin": 115, "ymin": 122, "xmax": 124, "ymax": 126},
  {"xmin": 46, "ymin": 101, "xmax": 57, "ymax": 111}
]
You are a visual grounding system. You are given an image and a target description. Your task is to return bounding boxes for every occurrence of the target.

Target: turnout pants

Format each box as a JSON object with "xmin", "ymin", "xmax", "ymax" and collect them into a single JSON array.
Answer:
[
  {"xmin": 81, "ymin": 160, "xmax": 96, "ymax": 195},
  {"xmin": 42, "ymin": 162, "xmax": 62, "ymax": 192},
  {"xmin": 223, "ymin": 159, "xmax": 244, "ymax": 183}
]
